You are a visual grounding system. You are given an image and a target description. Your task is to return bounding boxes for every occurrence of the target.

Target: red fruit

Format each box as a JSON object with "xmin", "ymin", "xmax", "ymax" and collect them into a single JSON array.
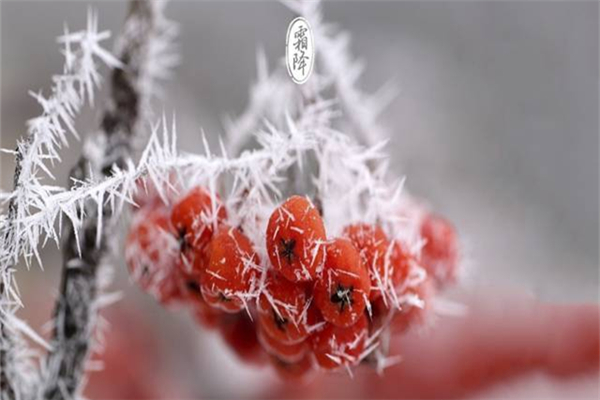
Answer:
[
  {"xmin": 369, "ymin": 295, "xmax": 392, "ymax": 334},
  {"xmin": 171, "ymin": 187, "xmax": 227, "ymax": 254},
  {"xmin": 343, "ymin": 224, "xmax": 396, "ymax": 300},
  {"xmin": 257, "ymin": 326, "xmax": 309, "ymax": 363},
  {"xmin": 178, "ymin": 244, "xmax": 210, "ymax": 283},
  {"xmin": 192, "ymin": 302, "xmax": 222, "ymax": 329},
  {"xmin": 270, "ymin": 354, "xmax": 314, "ymax": 381},
  {"xmin": 390, "ymin": 240, "xmax": 412, "ymax": 288},
  {"xmin": 266, "ymin": 196, "xmax": 327, "ymax": 282},
  {"xmin": 132, "ymin": 173, "xmax": 178, "ymax": 210},
  {"xmin": 310, "ymin": 314, "xmax": 369, "ymax": 370},
  {"xmin": 125, "ymin": 209, "xmax": 185, "ymax": 305},
  {"xmin": 257, "ymin": 271, "xmax": 320, "ymax": 344},
  {"xmin": 219, "ymin": 313, "xmax": 266, "ymax": 365},
  {"xmin": 314, "ymin": 238, "xmax": 371, "ymax": 327},
  {"xmin": 155, "ymin": 266, "xmax": 188, "ymax": 307},
  {"xmin": 420, "ymin": 213, "xmax": 459, "ymax": 287},
  {"xmin": 200, "ymin": 225, "xmax": 260, "ymax": 313},
  {"xmin": 391, "ymin": 279, "xmax": 434, "ymax": 334},
  {"xmin": 370, "ymin": 278, "xmax": 434, "ymax": 335},
  {"xmin": 189, "ymin": 282, "xmax": 222, "ymax": 329}
]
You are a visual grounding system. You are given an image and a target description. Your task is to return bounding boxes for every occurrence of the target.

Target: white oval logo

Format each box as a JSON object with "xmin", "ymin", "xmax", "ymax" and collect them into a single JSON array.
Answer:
[{"xmin": 286, "ymin": 17, "xmax": 314, "ymax": 85}]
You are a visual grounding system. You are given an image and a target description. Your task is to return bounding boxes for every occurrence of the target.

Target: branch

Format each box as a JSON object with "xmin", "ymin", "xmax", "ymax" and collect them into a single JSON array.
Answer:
[
  {"xmin": 41, "ymin": 2, "xmax": 172, "ymax": 398},
  {"xmin": 0, "ymin": 157, "xmax": 23, "ymax": 400},
  {"xmin": 1, "ymin": 10, "xmax": 121, "ymax": 400}
]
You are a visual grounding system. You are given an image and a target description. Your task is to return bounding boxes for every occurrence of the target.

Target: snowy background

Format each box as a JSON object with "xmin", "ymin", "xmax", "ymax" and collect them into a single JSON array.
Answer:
[{"xmin": 1, "ymin": 1, "xmax": 598, "ymax": 398}]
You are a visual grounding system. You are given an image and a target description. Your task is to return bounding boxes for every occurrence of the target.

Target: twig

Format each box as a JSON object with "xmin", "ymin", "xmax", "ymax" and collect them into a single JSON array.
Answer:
[
  {"xmin": 0, "ymin": 152, "xmax": 25, "ymax": 400},
  {"xmin": 1, "ymin": 11, "xmax": 121, "ymax": 400},
  {"xmin": 41, "ymin": 2, "xmax": 164, "ymax": 399}
]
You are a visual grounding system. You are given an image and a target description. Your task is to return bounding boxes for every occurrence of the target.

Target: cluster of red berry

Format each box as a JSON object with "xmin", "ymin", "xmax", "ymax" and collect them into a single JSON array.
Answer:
[{"xmin": 126, "ymin": 180, "xmax": 459, "ymax": 379}]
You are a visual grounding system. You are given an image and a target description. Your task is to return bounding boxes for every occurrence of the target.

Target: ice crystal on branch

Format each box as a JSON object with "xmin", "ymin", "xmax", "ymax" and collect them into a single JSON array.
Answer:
[
  {"xmin": 1, "ymin": 1, "xmax": 179, "ymax": 398},
  {"xmin": 1, "ymin": 10, "xmax": 119, "ymax": 268},
  {"xmin": 1, "ymin": 11, "xmax": 120, "ymax": 399},
  {"xmin": 41, "ymin": 2, "xmax": 179, "ymax": 399}
]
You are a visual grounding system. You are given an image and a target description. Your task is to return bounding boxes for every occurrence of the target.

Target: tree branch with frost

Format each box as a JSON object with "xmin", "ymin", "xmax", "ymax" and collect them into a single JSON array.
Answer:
[
  {"xmin": 2, "ymin": 62, "xmax": 421, "ymax": 377},
  {"xmin": 0, "ymin": 10, "xmax": 121, "ymax": 400},
  {"xmin": 41, "ymin": 2, "xmax": 176, "ymax": 399}
]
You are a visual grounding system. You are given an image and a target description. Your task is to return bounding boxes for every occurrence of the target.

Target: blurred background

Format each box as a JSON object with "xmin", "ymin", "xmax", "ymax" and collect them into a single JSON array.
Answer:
[{"xmin": 1, "ymin": 1, "xmax": 598, "ymax": 399}]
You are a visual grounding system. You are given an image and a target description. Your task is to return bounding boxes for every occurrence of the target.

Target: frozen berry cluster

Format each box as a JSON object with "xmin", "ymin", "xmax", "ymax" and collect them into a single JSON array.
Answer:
[{"xmin": 125, "ymin": 179, "xmax": 459, "ymax": 379}]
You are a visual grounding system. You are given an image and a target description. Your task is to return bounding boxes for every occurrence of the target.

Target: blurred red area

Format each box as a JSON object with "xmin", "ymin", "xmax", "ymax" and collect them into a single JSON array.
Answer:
[
  {"xmin": 23, "ymin": 276, "xmax": 598, "ymax": 399},
  {"xmin": 83, "ymin": 308, "xmax": 190, "ymax": 399},
  {"xmin": 268, "ymin": 294, "xmax": 600, "ymax": 399}
]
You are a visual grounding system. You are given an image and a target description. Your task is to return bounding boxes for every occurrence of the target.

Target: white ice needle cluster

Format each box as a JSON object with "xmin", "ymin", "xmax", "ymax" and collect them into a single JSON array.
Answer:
[
  {"xmin": 0, "ymin": 15, "xmax": 120, "ymax": 307},
  {"xmin": 0, "ymin": 10, "xmax": 121, "ymax": 267},
  {"xmin": 0, "ymin": 10, "xmax": 121, "ymax": 398}
]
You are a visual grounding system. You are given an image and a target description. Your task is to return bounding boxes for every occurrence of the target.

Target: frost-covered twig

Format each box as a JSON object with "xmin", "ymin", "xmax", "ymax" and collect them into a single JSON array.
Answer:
[
  {"xmin": 41, "ymin": 2, "xmax": 176, "ymax": 399},
  {"xmin": 0, "ymin": 9, "xmax": 122, "ymax": 400}
]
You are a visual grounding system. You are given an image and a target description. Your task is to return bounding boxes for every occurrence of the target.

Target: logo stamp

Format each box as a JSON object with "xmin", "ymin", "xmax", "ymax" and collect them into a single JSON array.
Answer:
[{"xmin": 286, "ymin": 17, "xmax": 314, "ymax": 85}]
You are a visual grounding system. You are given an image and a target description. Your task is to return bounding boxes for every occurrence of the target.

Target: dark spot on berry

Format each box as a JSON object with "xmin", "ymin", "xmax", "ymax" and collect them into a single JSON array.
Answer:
[
  {"xmin": 178, "ymin": 228, "xmax": 189, "ymax": 253},
  {"xmin": 272, "ymin": 308, "xmax": 289, "ymax": 331},
  {"xmin": 330, "ymin": 284, "xmax": 354, "ymax": 313},
  {"xmin": 274, "ymin": 357, "xmax": 291, "ymax": 368},
  {"xmin": 186, "ymin": 280, "xmax": 200, "ymax": 293},
  {"xmin": 219, "ymin": 292, "xmax": 232, "ymax": 302},
  {"xmin": 185, "ymin": 281, "xmax": 202, "ymax": 301},
  {"xmin": 279, "ymin": 238, "xmax": 296, "ymax": 265}
]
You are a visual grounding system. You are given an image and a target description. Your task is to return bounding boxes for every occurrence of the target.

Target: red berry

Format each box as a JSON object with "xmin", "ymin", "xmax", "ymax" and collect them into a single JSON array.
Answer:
[
  {"xmin": 190, "ymin": 290, "xmax": 223, "ymax": 329},
  {"xmin": 200, "ymin": 225, "xmax": 260, "ymax": 313},
  {"xmin": 257, "ymin": 325, "xmax": 309, "ymax": 363},
  {"xmin": 343, "ymin": 224, "xmax": 396, "ymax": 300},
  {"xmin": 185, "ymin": 278, "xmax": 223, "ymax": 329},
  {"xmin": 270, "ymin": 354, "xmax": 314, "ymax": 381},
  {"xmin": 132, "ymin": 173, "xmax": 178, "ymax": 210},
  {"xmin": 171, "ymin": 187, "xmax": 227, "ymax": 254},
  {"xmin": 314, "ymin": 238, "xmax": 371, "ymax": 327},
  {"xmin": 370, "ymin": 278, "xmax": 434, "ymax": 335},
  {"xmin": 390, "ymin": 240, "xmax": 412, "ymax": 288},
  {"xmin": 310, "ymin": 314, "xmax": 369, "ymax": 370},
  {"xmin": 369, "ymin": 295, "xmax": 391, "ymax": 334},
  {"xmin": 420, "ymin": 213, "xmax": 459, "ymax": 287},
  {"xmin": 257, "ymin": 271, "xmax": 319, "ymax": 344},
  {"xmin": 154, "ymin": 269, "xmax": 187, "ymax": 307},
  {"xmin": 219, "ymin": 313, "xmax": 266, "ymax": 365},
  {"xmin": 125, "ymin": 208, "xmax": 185, "ymax": 305},
  {"xmin": 179, "ymin": 244, "xmax": 211, "ymax": 282},
  {"xmin": 266, "ymin": 196, "xmax": 326, "ymax": 282},
  {"xmin": 391, "ymin": 279, "xmax": 434, "ymax": 334}
]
